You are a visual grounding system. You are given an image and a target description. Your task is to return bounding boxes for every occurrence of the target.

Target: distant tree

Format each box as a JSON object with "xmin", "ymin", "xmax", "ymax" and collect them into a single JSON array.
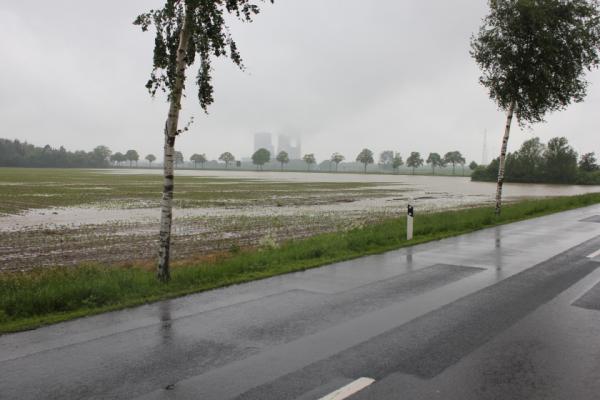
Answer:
[
  {"xmin": 443, "ymin": 151, "xmax": 465, "ymax": 175},
  {"xmin": 276, "ymin": 151, "xmax": 289, "ymax": 171},
  {"xmin": 330, "ymin": 152, "xmax": 345, "ymax": 172},
  {"xmin": 219, "ymin": 152, "xmax": 235, "ymax": 168},
  {"xmin": 471, "ymin": 0, "xmax": 600, "ymax": 214},
  {"xmin": 92, "ymin": 146, "xmax": 112, "ymax": 165},
  {"xmin": 579, "ymin": 152, "xmax": 599, "ymax": 172},
  {"xmin": 356, "ymin": 148, "xmax": 374, "ymax": 173},
  {"xmin": 134, "ymin": 0, "xmax": 273, "ymax": 281},
  {"xmin": 303, "ymin": 153, "xmax": 316, "ymax": 171},
  {"xmin": 146, "ymin": 154, "xmax": 156, "ymax": 167},
  {"xmin": 510, "ymin": 137, "xmax": 546, "ymax": 181},
  {"xmin": 199, "ymin": 154, "xmax": 207, "ymax": 168},
  {"xmin": 252, "ymin": 148, "xmax": 270, "ymax": 170},
  {"xmin": 544, "ymin": 137, "xmax": 578, "ymax": 183},
  {"xmin": 406, "ymin": 152, "xmax": 424, "ymax": 175},
  {"xmin": 110, "ymin": 152, "xmax": 125, "ymax": 167},
  {"xmin": 190, "ymin": 153, "xmax": 206, "ymax": 168},
  {"xmin": 379, "ymin": 150, "xmax": 394, "ymax": 169},
  {"xmin": 392, "ymin": 152, "xmax": 403, "ymax": 173},
  {"xmin": 426, "ymin": 152, "xmax": 444, "ymax": 175},
  {"xmin": 174, "ymin": 151, "xmax": 184, "ymax": 168},
  {"xmin": 0, "ymin": 139, "xmax": 112, "ymax": 168},
  {"xmin": 236, "ymin": 160, "xmax": 241, "ymax": 168},
  {"xmin": 125, "ymin": 149, "xmax": 139, "ymax": 167},
  {"xmin": 469, "ymin": 161, "xmax": 478, "ymax": 170}
]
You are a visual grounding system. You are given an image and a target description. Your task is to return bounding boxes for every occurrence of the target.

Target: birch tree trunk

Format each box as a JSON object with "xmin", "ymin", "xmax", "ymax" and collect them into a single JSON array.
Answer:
[
  {"xmin": 494, "ymin": 101, "xmax": 516, "ymax": 216},
  {"xmin": 157, "ymin": 6, "xmax": 193, "ymax": 282}
]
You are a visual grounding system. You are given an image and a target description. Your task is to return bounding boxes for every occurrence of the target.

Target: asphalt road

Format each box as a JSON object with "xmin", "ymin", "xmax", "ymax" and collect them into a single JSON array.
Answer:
[{"xmin": 2, "ymin": 205, "xmax": 600, "ymax": 400}]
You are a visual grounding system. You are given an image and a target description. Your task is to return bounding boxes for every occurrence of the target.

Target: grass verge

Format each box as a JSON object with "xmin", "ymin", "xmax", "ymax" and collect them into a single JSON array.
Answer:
[{"xmin": 2, "ymin": 193, "xmax": 600, "ymax": 334}]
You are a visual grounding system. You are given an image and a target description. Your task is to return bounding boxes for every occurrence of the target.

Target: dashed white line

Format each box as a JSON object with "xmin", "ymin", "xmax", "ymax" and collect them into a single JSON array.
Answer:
[
  {"xmin": 318, "ymin": 377, "xmax": 376, "ymax": 400},
  {"xmin": 587, "ymin": 248, "xmax": 600, "ymax": 259}
]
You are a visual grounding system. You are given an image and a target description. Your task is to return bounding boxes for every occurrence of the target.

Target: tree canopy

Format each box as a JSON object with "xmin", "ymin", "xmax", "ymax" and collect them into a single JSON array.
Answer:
[
  {"xmin": 330, "ymin": 153, "xmax": 345, "ymax": 172},
  {"xmin": 471, "ymin": 0, "xmax": 600, "ymax": 125},
  {"xmin": 276, "ymin": 151, "xmax": 289, "ymax": 170},
  {"xmin": 252, "ymin": 148, "xmax": 270, "ymax": 169},
  {"xmin": 426, "ymin": 152, "xmax": 444, "ymax": 174},
  {"xmin": 406, "ymin": 152, "xmax": 424, "ymax": 174},
  {"xmin": 303, "ymin": 153, "xmax": 316, "ymax": 170},
  {"xmin": 134, "ymin": 0, "xmax": 274, "ymax": 112},
  {"xmin": 125, "ymin": 150, "xmax": 140, "ymax": 166},
  {"xmin": 379, "ymin": 150, "xmax": 394, "ymax": 166},
  {"xmin": 472, "ymin": 136, "xmax": 599, "ymax": 184},
  {"xmin": 392, "ymin": 153, "xmax": 404, "ymax": 171},
  {"xmin": 356, "ymin": 148, "xmax": 374, "ymax": 173},
  {"xmin": 219, "ymin": 152, "xmax": 235, "ymax": 167},
  {"xmin": 0, "ymin": 139, "xmax": 113, "ymax": 168},
  {"xmin": 145, "ymin": 154, "xmax": 157, "ymax": 166},
  {"xmin": 190, "ymin": 153, "xmax": 206, "ymax": 167},
  {"xmin": 579, "ymin": 152, "xmax": 599, "ymax": 172},
  {"xmin": 174, "ymin": 151, "xmax": 184, "ymax": 165},
  {"xmin": 443, "ymin": 151, "xmax": 465, "ymax": 175}
]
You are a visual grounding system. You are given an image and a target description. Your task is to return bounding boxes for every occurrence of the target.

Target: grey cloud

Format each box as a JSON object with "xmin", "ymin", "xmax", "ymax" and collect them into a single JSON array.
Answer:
[{"xmin": 1, "ymin": 0, "xmax": 598, "ymax": 164}]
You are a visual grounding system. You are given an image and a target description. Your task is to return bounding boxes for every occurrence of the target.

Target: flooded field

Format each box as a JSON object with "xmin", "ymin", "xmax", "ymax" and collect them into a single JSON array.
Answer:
[{"xmin": 2, "ymin": 168, "xmax": 599, "ymax": 271}]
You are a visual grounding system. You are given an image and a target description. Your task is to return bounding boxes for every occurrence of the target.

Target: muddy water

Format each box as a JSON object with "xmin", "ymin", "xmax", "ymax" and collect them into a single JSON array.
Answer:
[
  {"xmin": 2, "ymin": 171, "xmax": 600, "ymax": 232},
  {"xmin": 107, "ymin": 168, "xmax": 600, "ymax": 196},
  {"xmin": 2, "ymin": 170, "xmax": 599, "ymax": 271}
]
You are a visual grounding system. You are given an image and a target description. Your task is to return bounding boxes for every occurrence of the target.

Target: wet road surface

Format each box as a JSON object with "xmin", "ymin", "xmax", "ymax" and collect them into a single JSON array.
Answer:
[{"xmin": 2, "ymin": 205, "xmax": 600, "ymax": 399}]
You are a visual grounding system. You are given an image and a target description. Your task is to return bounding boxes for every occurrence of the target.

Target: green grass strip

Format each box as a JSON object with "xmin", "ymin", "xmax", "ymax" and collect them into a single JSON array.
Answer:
[{"xmin": 2, "ymin": 193, "xmax": 600, "ymax": 334}]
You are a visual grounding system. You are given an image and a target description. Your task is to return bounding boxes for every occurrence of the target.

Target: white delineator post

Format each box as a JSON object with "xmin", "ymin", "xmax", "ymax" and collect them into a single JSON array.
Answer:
[{"xmin": 407, "ymin": 202, "xmax": 414, "ymax": 240}]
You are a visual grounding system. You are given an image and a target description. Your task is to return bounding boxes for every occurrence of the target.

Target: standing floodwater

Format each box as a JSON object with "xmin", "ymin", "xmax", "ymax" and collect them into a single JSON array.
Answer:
[{"xmin": 1, "ymin": 168, "xmax": 599, "ymax": 271}]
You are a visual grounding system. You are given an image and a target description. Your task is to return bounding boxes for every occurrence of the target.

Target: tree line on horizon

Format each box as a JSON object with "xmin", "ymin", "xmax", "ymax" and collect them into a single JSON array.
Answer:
[
  {"xmin": 472, "ymin": 136, "xmax": 600, "ymax": 185},
  {"xmin": 0, "ymin": 139, "xmax": 113, "ymax": 168},
  {"xmin": 0, "ymin": 138, "xmax": 476, "ymax": 175},
  {"xmin": 251, "ymin": 148, "xmax": 472, "ymax": 175}
]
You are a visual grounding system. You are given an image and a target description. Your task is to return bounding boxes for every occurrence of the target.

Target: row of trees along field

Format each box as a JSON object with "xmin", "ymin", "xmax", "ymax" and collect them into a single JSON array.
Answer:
[
  {"xmin": 0, "ymin": 139, "xmax": 113, "ymax": 168},
  {"xmin": 133, "ymin": 0, "xmax": 600, "ymax": 281},
  {"xmin": 251, "ymin": 148, "xmax": 471, "ymax": 175},
  {"xmin": 472, "ymin": 137, "xmax": 600, "ymax": 185},
  {"xmin": 0, "ymin": 138, "xmax": 475, "ymax": 174},
  {"xmin": 0, "ymin": 139, "xmax": 160, "ymax": 169}
]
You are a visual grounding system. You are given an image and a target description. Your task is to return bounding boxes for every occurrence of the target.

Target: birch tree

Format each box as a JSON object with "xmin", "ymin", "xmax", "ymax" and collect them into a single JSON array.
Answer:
[
  {"xmin": 135, "ymin": 0, "xmax": 273, "ymax": 281},
  {"xmin": 471, "ymin": 0, "xmax": 600, "ymax": 215}
]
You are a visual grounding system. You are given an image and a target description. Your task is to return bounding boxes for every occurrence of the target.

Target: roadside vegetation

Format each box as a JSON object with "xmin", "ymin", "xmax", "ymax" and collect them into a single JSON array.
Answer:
[{"xmin": 2, "ymin": 193, "xmax": 599, "ymax": 333}]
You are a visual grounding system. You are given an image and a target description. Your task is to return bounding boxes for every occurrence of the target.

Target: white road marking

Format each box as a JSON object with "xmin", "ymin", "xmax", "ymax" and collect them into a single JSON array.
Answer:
[
  {"xmin": 318, "ymin": 377, "xmax": 376, "ymax": 400},
  {"xmin": 587, "ymin": 248, "xmax": 600, "ymax": 259}
]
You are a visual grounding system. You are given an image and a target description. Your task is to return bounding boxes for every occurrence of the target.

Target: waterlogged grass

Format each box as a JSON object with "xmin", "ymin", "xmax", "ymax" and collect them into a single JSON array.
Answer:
[
  {"xmin": 0, "ymin": 168, "xmax": 394, "ymax": 215},
  {"xmin": 1, "ymin": 193, "xmax": 600, "ymax": 333}
]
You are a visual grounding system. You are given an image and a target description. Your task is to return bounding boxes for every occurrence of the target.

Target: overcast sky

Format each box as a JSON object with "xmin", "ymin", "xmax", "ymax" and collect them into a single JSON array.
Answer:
[{"xmin": 1, "ymin": 0, "xmax": 599, "ymax": 164}]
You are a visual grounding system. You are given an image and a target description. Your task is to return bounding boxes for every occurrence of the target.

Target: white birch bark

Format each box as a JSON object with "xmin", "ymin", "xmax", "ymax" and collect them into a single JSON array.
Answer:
[
  {"xmin": 157, "ymin": 6, "xmax": 193, "ymax": 282},
  {"xmin": 494, "ymin": 101, "xmax": 516, "ymax": 216}
]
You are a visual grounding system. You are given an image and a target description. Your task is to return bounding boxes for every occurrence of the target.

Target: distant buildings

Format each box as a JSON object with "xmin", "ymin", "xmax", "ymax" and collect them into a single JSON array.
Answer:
[
  {"xmin": 253, "ymin": 132, "xmax": 302, "ymax": 160},
  {"xmin": 277, "ymin": 134, "xmax": 301, "ymax": 160},
  {"xmin": 253, "ymin": 132, "xmax": 274, "ymax": 156}
]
